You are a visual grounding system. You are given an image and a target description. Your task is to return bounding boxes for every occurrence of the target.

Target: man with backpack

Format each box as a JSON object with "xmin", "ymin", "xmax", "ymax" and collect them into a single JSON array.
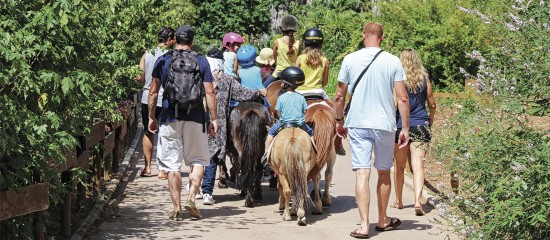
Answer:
[{"xmin": 148, "ymin": 25, "xmax": 218, "ymax": 221}]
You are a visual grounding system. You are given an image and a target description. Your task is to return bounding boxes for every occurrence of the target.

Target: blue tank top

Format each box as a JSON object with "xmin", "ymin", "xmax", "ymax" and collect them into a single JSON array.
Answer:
[
  {"xmin": 238, "ymin": 66, "xmax": 265, "ymax": 90},
  {"xmin": 223, "ymin": 51, "xmax": 237, "ymax": 77},
  {"xmin": 397, "ymin": 77, "xmax": 430, "ymax": 128}
]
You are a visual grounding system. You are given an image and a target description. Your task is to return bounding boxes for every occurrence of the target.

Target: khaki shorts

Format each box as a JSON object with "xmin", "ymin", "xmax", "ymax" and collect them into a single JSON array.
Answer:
[{"xmin": 157, "ymin": 121, "xmax": 210, "ymax": 172}]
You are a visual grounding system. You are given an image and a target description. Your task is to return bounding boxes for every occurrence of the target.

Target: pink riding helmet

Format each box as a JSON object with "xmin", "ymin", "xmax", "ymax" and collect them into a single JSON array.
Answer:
[{"xmin": 222, "ymin": 32, "xmax": 244, "ymax": 50}]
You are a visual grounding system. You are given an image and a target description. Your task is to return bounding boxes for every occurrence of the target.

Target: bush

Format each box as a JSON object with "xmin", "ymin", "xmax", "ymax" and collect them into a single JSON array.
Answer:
[
  {"xmin": 0, "ymin": 0, "xmax": 192, "ymax": 238},
  {"xmin": 434, "ymin": 96, "xmax": 549, "ymax": 239},
  {"xmin": 289, "ymin": 0, "xmax": 495, "ymax": 94},
  {"xmin": 460, "ymin": 1, "xmax": 549, "ymax": 115},
  {"xmin": 434, "ymin": 1, "xmax": 549, "ymax": 238}
]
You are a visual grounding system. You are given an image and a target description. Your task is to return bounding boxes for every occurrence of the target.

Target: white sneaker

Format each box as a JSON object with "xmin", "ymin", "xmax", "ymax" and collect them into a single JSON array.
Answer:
[
  {"xmin": 203, "ymin": 194, "xmax": 215, "ymax": 205},
  {"xmin": 195, "ymin": 190, "xmax": 203, "ymax": 199}
]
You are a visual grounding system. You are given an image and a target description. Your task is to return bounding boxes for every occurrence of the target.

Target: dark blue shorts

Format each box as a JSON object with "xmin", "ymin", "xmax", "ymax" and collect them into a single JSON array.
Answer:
[
  {"xmin": 395, "ymin": 125, "xmax": 431, "ymax": 143},
  {"xmin": 141, "ymin": 104, "xmax": 162, "ymax": 136}
]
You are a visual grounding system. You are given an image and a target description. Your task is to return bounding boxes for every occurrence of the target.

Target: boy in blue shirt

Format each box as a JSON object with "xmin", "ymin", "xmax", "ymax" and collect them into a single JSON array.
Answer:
[
  {"xmin": 236, "ymin": 44, "xmax": 270, "ymax": 108},
  {"xmin": 264, "ymin": 66, "xmax": 314, "ymax": 153}
]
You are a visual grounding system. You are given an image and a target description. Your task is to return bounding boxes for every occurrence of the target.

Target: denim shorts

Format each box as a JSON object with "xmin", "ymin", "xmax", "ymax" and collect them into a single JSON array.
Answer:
[{"xmin": 348, "ymin": 128, "xmax": 395, "ymax": 170}]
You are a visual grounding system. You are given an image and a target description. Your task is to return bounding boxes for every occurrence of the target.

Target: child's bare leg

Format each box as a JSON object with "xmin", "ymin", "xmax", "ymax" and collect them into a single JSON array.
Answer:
[{"xmin": 264, "ymin": 135, "xmax": 274, "ymax": 153}]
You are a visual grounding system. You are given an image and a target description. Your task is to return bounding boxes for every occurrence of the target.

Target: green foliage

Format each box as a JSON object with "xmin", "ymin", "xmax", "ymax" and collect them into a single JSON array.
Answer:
[
  {"xmin": 0, "ymin": 0, "xmax": 192, "ymax": 238},
  {"xmin": 433, "ymin": 2, "xmax": 550, "ymax": 238},
  {"xmin": 460, "ymin": 0, "xmax": 549, "ymax": 115},
  {"xmin": 374, "ymin": 0, "xmax": 494, "ymax": 91},
  {"xmin": 288, "ymin": 0, "xmax": 497, "ymax": 93},
  {"xmin": 191, "ymin": 0, "xmax": 277, "ymax": 41},
  {"xmin": 434, "ymin": 96, "xmax": 549, "ymax": 239}
]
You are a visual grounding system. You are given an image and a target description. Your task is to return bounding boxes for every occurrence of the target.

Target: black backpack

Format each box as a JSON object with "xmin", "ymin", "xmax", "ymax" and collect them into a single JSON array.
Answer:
[{"xmin": 164, "ymin": 50, "xmax": 204, "ymax": 115}]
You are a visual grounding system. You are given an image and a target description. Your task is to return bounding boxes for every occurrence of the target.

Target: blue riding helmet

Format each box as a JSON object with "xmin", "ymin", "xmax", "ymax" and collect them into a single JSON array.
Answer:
[{"xmin": 236, "ymin": 44, "xmax": 257, "ymax": 67}]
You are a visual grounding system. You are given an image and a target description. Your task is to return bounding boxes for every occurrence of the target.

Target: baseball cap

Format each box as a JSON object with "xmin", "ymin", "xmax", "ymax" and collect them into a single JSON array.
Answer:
[{"xmin": 175, "ymin": 25, "xmax": 194, "ymax": 42}]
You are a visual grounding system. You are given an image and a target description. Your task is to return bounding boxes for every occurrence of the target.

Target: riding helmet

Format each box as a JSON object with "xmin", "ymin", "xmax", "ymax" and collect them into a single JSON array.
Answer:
[
  {"xmin": 302, "ymin": 28, "xmax": 324, "ymax": 48},
  {"xmin": 222, "ymin": 32, "xmax": 244, "ymax": 50},
  {"xmin": 236, "ymin": 44, "xmax": 257, "ymax": 67},
  {"xmin": 207, "ymin": 47, "xmax": 223, "ymax": 59},
  {"xmin": 279, "ymin": 66, "xmax": 305, "ymax": 87},
  {"xmin": 280, "ymin": 15, "xmax": 298, "ymax": 32}
]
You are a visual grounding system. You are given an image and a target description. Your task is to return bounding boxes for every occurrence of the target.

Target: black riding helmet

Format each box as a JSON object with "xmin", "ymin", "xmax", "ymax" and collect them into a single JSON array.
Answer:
[
  {"xmin": 279, "ymin": 66, "xmax": 305, "ymax": 87},
  {"xmin": 302, "ymin": 28, "xmax": 324, "ymax": 48}
]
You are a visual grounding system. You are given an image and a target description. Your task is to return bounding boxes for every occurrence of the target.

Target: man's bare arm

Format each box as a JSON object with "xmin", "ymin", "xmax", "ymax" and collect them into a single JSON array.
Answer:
[
  {"xmin": 136, "ymin": 53, "xmax": 146, "ymax": 84},
  {"xmin": 204, "ymin": 82, "xmax": 217, "ymax": 121},
  {"xmin": 148, "ymin": 77, "xmax": 160, "ymax": 118},
  {"xmin": 146, "ymin": 77, "xmax": 160, "ymax": 133},
  {"xmin": 395, "ymin": 81, "xmax": 410, "ymax": 130},
  {"xmin": 204, "ymin": 82, "xmax": 218, "ymax": 135},
  {"xmin": 335, "ymin": 81, "xmax": 348, "ymax": 138},
  {"xmin": 395, "ymin": 81, "xmax": 410, "ymax": 148},
  {"xmin": 335, "ymin": 81, "xmax": 348, "ymax": 120}
]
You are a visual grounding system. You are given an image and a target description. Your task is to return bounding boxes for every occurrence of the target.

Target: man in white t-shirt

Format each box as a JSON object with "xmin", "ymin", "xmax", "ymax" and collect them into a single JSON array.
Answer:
[
  {"xmin": 136, "ymin": 26, "xmax": 175, "ymax": 178},
  {"xmin": 335, "ymin": 22, "xmax": 410, "ymax": 238}
]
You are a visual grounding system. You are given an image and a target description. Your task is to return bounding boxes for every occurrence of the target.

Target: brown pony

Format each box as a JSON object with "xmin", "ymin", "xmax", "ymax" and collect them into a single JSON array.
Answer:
[
  {"xmin": 266, "ymin": 80, "xmax": 344, "ymax": 154},
  {"xmin": 268, "ymin": 128, "xmax": 315, "ymax": 226},
  {"xmin": 265, "ymin": 80, "xmax": 283, "ymax": 117},
  {"xmin": 304, "ymin": 102, "xmax": 337, "ymax": 212},
  {"xmin": 267, "ymin": 81, "xmax": 339, "ymax": 213}
]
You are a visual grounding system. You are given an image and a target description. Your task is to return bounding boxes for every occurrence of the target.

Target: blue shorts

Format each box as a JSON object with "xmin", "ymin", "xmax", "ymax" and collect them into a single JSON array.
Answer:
[
  {"xmin": 348, "ymin": 128, "xmax": 395, "ymax": 171},
  {"xmin": 268, "ymin": 120, "xmax": 314, "ymax": 137}
]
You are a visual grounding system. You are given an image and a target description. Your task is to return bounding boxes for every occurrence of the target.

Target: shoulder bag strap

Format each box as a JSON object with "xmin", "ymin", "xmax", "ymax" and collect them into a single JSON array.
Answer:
[
  {"xmin": 350, "ymin": 49, "xmax": 384, "ymax": 95},
  {"xmin": 344, "ymin": 49, "xmax": 384, "ymax": 116}
]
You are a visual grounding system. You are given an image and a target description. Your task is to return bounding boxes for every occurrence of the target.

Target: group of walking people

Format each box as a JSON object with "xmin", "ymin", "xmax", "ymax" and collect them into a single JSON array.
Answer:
[{"xmin": 137, "ymin": 16, "xmax": 436, "ymax": 238}]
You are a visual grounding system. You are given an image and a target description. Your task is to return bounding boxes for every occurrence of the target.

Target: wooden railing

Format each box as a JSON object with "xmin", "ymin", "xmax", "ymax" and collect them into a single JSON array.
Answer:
[{"xmin": 0, "ymin": 93, "xmax": 141, "ymax": 239}]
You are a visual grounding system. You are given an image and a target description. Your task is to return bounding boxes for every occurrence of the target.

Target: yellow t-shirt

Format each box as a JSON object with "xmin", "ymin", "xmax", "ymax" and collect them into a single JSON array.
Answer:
[
  {"xmin": 297, "ymin": 54, "xmax": 327, "ymax": 91},
  {"xmin": 273, "ymin": 38, "xmax": 300, "ymax": 77}
]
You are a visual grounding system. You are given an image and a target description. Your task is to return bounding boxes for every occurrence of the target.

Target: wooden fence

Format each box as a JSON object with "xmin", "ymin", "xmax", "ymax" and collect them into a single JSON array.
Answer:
[{"xmin": 0, "ymin": 93, "xmax": 141, "ymax": 239}]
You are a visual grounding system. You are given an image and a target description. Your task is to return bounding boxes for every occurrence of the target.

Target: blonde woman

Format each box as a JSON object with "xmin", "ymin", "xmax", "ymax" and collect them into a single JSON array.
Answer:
[{"xmin": 392, "ymin": 48, "xmax": 436, "ymax": 216}]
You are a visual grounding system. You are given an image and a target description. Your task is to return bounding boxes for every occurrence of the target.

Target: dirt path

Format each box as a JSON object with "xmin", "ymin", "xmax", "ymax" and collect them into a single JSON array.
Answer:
[{"xmin": 87, "ymin": 138, "xmax": 455, "ymax": 240}]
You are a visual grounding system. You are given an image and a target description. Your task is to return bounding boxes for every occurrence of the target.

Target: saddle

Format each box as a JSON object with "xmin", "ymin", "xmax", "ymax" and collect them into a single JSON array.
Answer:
[
  {"xmin": 304, "ymin": 94, "xmax": 325, "ymax": 101},
  {"xmin": 274, "ymin": 122, "xmax": 318, "ymax": 154},
  {"xmin": 275, "ymin": 122, "xmax": 308, "ymax": 135}
]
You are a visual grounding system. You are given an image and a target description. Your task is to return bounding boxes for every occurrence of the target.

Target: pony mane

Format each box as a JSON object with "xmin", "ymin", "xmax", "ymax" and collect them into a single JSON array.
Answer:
[{"xmin": 305, "ymin": 104, "xmax": 336, "ymax": 180}]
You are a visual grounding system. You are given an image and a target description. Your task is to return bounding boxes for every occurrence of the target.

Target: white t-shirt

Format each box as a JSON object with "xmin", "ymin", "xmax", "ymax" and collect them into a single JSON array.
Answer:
[
  {"xmin": 141, "ymin": 47, "xmax": 168, "ymax": 106},
  {"xmin": 337, "ymin": 47, "xmax": 406, "ymax": 131}
]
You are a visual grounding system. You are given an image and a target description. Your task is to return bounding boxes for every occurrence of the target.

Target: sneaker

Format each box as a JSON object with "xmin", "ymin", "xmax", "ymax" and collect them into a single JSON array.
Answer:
[
  {"xmin": 195, "ymin": 188, "xmax": 203, "ymax": 199},
  {"xmin": 184, "ymin": 200, "xmax": 201, "ymax": 219},
  {"xmin": 203, "ymin": 194, "xmax": 215, "ymax": 205}
]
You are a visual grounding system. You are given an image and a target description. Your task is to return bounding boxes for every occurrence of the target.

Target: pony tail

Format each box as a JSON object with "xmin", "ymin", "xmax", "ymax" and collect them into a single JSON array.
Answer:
[
  {"xmin": 287, "ymin": 32, "xmax": 295, "ymax": 56},
  {"xmin": 284, "ymin": 135, "xmax": 313, "ymax": 208}
]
